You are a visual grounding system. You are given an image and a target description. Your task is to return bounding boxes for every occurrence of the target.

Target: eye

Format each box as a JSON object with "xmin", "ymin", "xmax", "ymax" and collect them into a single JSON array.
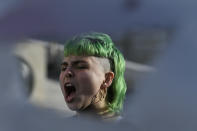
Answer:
[
  {"xmin": 76, "ymin": 64, "xmax": 88, "ymax": 69},
  {"xmin": 61, "ymin": 65, "xmax": 67, "ymax": 71}
]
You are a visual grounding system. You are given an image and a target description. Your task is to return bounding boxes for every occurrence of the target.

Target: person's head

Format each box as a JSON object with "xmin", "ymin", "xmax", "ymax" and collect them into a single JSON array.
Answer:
[{"xmin": 59, "ymin": 32, "xmax": 127, "ymax": 114}]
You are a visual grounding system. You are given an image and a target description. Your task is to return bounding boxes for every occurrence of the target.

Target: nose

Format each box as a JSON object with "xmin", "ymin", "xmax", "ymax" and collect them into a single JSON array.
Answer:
[{"xmin": 65, "ymin": 67, "xmax": 74, "ymax": 78}]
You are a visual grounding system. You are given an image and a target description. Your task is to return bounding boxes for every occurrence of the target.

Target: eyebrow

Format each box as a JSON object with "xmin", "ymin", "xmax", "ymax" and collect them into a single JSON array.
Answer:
[
  {"xmin": 61, "ymin": 60, "xmax": 88, "ymax": 66},
  {"xmin": 61, "ymin": 62, "xmax": 68, "ymax": 66}
]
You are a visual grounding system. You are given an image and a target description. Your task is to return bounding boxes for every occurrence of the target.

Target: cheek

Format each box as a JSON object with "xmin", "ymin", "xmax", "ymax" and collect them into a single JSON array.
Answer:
[
  {"xmin": 59, "ymin": 73, "xmax": 64, "ymax": 91},
  {"xmin": 76, "ymin": 71, "xmax": 102, "ymax": 95},
  {"xmin": 59, "ymin": 73, "xmax": 64, "ymax": 83}
]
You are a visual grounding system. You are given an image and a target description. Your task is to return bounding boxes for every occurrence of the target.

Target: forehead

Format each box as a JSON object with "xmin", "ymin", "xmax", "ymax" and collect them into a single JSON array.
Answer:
[{"xmin": 63, "ymin": 55, "xmax": 100, "ymax": 64}]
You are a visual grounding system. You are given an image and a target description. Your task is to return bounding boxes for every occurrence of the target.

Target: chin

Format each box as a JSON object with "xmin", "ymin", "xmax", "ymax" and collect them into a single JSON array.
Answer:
[
  {"xmin": 67, "ymin": 105, "xmax": 77, "ymax": 111},
  {"xmin": 67, "ymin": 103, "xmax": 81, "ymax": 111}
]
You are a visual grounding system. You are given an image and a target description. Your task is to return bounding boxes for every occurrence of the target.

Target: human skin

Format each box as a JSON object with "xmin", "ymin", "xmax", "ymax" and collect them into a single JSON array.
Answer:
[{"xmin": 59, "ymin": 56, "xmax": 114, "ymax": 113}]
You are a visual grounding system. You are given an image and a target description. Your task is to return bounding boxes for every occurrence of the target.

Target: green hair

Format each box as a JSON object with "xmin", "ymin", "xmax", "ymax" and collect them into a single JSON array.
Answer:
[{"xmin": 64, "ymin": 32, "xmax": 127, "ymax": 113}]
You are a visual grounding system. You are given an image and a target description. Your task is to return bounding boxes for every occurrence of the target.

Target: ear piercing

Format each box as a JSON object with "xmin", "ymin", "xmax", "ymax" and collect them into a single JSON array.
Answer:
[{"xmin": 101, "ymin": 83, "xmax": 107, "ymax": 89}]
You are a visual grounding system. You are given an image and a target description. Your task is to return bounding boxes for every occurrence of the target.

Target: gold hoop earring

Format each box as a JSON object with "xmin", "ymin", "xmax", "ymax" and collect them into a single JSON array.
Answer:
[
  {"xmin": 91, "ymin": 90, "xmax": 101, "ymax": 104},
  {"xmin": 92, "ymin": 89, "xmax": 105, "ymax": 104}
]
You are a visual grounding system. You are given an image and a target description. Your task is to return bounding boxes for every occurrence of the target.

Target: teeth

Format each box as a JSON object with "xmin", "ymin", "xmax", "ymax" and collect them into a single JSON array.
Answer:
[{"xmin": 65, "ymin": 83, "xmax": 72, "ymax": 87}]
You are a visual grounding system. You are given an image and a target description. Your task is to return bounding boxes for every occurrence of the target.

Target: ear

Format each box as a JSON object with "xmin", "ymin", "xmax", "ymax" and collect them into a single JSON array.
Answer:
[{"xmin": 101, "ymin": 71, "xmax": 114, "ymax": 89}]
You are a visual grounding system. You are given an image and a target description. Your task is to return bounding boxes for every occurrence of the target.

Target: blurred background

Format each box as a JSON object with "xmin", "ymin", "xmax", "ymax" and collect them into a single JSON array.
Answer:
[
  {"xmin": 0, "ymin": 0, "xmax": 196, "ymax": 130},
  {"xmin": 1, "ymin": 0, "xmax": 161, "ymax": 115}
]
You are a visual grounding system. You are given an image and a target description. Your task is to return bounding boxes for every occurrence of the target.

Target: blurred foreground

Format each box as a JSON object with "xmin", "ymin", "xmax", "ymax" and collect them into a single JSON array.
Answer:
[{"xmin": 1, "ymin": 0, "xmax": 197, "ymax": 130}]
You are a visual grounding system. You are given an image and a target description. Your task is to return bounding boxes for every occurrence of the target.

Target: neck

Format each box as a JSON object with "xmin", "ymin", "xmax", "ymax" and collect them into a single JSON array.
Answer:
[{"xmin": 76, "ymin": 100, "xmax": 113, "ymax": 119}]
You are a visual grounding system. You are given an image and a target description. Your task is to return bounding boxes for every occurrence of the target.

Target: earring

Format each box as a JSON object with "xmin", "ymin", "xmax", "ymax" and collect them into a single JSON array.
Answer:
[
  {"xmin": 91, "ymin": 93, "xmax": 98, "ymax": 104},
  {"xmin": 102, "ymin": 83, "xmax": 107, "ymax": 88},
  {"xmin": 99, "ymin": 89, "xmax": 106, "ymax": 101},
  {"xmin": 99, "ymin": 89, "xmax": 103, "ymax": 101},
  {"xmin": 92, "ymin": 90, "xmax": 102, "ymax": 104}
]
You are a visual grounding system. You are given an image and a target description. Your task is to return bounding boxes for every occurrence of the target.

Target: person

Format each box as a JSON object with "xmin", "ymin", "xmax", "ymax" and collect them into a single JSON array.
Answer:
[{"xmin": 59, "ymin": 32, "xmax": 127, "ymax": 121}]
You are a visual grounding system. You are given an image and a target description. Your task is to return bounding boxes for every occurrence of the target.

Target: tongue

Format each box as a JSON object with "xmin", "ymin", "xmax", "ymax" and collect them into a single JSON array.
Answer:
[{"xmin": 66, "ymin": 92, "xmax": 75, "ymax": 102}]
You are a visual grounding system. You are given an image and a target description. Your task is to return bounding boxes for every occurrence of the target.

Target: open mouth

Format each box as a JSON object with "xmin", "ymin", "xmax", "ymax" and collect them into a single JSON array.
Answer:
[{"xmin": 64, "ymin": 83, "xmax": 76, "ymax": 102}]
